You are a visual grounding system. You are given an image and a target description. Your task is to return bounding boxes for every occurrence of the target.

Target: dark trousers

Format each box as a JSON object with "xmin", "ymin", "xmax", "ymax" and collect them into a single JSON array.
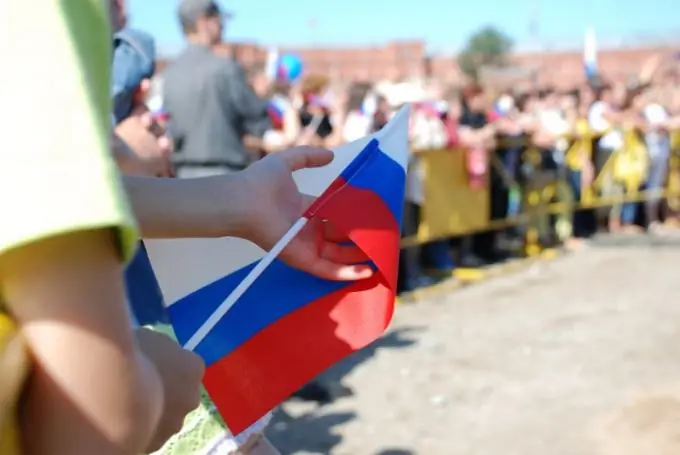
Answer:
[
  {"xmin": 567, "ymin": 169, "xmax": 596, "ymax": 238},
  {"xmin": 398, "ymin": 202, "xmax": 454, "ymax": 291},
  {"xmin": 472, "ymin": 175, "xmax": 509, "ymax": 260}
]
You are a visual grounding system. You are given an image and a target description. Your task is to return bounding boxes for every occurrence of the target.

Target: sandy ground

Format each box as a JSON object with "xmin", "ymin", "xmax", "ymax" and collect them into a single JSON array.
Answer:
[{"xmin": 265, "ymin": 233, "xmax": 680, "ymax": 455}]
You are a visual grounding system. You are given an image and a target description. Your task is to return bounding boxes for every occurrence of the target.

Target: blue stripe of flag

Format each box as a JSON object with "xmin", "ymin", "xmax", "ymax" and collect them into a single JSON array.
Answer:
[
  {"xmin": 345, "ymin": 143, "xmax": 406, "ymax": 227},
  {"xmin": 169, "ymin": 259, "xmax": 353, "ymax": 365}
]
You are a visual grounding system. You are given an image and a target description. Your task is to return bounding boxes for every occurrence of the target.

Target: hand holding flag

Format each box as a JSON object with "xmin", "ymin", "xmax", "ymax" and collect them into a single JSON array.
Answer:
[
  {"xmin": 144, "ymin": 105, "xmax": 411, "ymax": 435},
  {"xmin": 238, "ymin": 146, "xmax": 374, "ymax": 281}
]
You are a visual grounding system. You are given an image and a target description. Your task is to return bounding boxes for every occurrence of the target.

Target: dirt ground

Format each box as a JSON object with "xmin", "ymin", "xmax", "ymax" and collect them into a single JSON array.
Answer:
[{"xmin": 266, "ymin": 233, "xmax": 680, "ymax": 455}]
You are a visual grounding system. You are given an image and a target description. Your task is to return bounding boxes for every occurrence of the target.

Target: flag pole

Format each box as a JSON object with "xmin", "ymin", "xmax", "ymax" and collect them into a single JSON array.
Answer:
[{"xmin": 183, "ymin": 217, "xmax": 309, "ymax": 351}]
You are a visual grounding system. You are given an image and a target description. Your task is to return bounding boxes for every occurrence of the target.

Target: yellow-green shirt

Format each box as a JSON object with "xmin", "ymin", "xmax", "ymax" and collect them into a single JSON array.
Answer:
[{"xmin": 0, "ymin": 0, "xmax": 137, "ymax": 260}]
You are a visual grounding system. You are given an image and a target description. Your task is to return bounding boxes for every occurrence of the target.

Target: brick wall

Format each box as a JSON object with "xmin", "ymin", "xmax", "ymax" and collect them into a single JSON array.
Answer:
[{"xmin": 156, "ymin": 40, "xmax": 678, "ymax": 89}]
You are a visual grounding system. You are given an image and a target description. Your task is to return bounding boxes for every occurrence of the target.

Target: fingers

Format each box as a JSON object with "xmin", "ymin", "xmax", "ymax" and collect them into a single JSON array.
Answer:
[
  {"xmin": 305, "ymin": 258, "xmax": 373, "ymax": 281},
  {"xmin": 321, "ymin": 219, "xmax": 350, "ymax": 243},
  {"xmin": 302, "ymin": 210, "xmax": 352, "ymax": 244},
  {"xmin": 281, "ymin": 146, "xmax": 333, "ymax": 172},
  {"xmin": 289, "ymin": 222, "xmax": 372, "ymax": 281},
  {"xmin": 319, "ymin": 242, "xmax": 369, "ymax": 264}
]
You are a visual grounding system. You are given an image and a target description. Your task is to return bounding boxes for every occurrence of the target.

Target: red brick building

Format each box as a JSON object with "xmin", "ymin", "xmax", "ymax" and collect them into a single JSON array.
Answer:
[
  {"xmin": 158, "ymin": 40, "xmax": 678, "ymax": 88},
  {"xmin": 198, "ymin": 39, "xmax": 428, "ymax": 82}
]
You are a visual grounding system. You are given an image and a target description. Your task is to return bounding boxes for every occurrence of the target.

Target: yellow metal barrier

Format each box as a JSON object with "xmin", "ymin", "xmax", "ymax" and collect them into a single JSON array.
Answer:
[
  {"xmin": 400, "ymin": 126, "xmax": 680, "ymax": 253},
  {"xmin": 415, "ymin": 149, "xmax": 489, "ymax": 244}
]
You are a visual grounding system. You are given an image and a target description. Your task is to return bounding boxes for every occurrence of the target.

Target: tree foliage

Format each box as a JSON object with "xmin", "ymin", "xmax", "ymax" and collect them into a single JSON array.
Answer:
[{"xmin": 457, "ymin": 26, "xmax": 514, "ymax": 82}]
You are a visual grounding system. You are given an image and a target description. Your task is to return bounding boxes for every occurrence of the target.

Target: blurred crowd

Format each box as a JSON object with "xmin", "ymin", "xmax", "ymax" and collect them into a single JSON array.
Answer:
[
  {"xmin": 149, "ymin": 49, "xmax": 680, "ymax": 295},
  {"xmin": 9, "ymin": 0, "xmax": 680, "ymax": 454}
]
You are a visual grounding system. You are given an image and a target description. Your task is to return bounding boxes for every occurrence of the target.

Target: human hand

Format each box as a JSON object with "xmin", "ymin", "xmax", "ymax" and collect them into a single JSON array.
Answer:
[
  {"xmin": 115, "ymin": 110, "xmax": 174, "ymax": 177},
  {"xmin": 290, "ymin": 84, "xmax": 305, "ymax": 109},
  {"xmin": 297, "ymin": 126, "xmax": 319, "ymax": 147},
  {"xmin": 115, "ymin": 79, "xmax": 174, "ymax": 177},
  {"xmin": 135, "ymin": 327, "xmax": 204, "ymax": 452},
  {"xmin": 236, "ymin": 146, "xmax": 373, "ymax": 281}
]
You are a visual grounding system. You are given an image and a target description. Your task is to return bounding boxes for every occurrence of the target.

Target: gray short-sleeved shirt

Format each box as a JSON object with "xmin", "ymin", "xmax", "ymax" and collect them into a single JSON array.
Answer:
[{"xmin": 163, "ymin": 44, "xmax": 271, "ymax": 170}]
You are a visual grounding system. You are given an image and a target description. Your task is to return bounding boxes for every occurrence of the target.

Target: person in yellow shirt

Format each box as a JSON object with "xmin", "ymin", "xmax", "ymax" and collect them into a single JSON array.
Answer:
[{"xmin": 1, "ymin": 1, "xmax": 166, "ymax": 453}]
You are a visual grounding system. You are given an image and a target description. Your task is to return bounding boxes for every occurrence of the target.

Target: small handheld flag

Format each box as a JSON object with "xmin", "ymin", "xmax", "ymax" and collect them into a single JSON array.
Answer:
[
  {"xmin": 267, "ymin": 96, "xmax": 286, "ymax": 130},
  {"xmin": 144, "ymin": 106, "xmax": 410, "ymax": 435}
]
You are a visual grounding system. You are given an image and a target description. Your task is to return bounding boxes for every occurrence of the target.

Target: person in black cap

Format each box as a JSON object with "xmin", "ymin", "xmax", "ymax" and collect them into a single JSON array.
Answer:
[{"xmin": 163, "ymin": 0, "xmax": 271, "ymax": 178}]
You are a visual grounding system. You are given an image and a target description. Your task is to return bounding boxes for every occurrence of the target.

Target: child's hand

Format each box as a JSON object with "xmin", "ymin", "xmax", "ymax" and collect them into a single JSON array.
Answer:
[
  {"xmin": 135, "ymin": 328, "xmax": 204, "ymax": 452},
  {"xmin": 115, "ymin": 108, "xmax": 174, "ymax": 177}
]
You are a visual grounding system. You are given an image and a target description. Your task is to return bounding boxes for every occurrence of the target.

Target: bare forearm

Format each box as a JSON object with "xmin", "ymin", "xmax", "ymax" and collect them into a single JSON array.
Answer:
[
  {"xmin": 124, "ymin": 175, "xmax": 248, "ymax": 239},
  {"xmin": 0, "ymin": 230, "xmax": 163, "ymax": 455}
]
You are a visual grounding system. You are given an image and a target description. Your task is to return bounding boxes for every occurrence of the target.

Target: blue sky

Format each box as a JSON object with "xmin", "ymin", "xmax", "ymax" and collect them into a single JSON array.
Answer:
[{"xmin": 128, "ymin": 0, "xmax": 679, "ymax": 56}]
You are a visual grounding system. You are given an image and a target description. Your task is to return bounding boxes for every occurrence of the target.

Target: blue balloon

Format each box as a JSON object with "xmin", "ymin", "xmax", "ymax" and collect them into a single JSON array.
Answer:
[{"xmin": 277, "ymin": 54, "xmax": 303, "ymax": 83}]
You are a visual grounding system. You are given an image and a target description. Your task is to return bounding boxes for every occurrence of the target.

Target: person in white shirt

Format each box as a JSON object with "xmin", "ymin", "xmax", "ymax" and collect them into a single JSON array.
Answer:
[
  {"xmin": 399, "ymin": 102, "xmax": 454, "ymax": 292},
  {"xmin": 341, "ymin": 82, "xmax": 374, "ymax": 142},
  {"xmin": 642, "ymin": 96, "xmax": 671, "ymax": 230}
]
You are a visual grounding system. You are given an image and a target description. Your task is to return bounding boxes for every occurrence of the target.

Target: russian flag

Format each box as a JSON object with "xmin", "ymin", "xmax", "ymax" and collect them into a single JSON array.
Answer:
[
  {"xmin": 267, "ymin": 96, "xmax": 285, "ymax": 130},
  {"xmin": 143, "ymin": 105, "xmax": 410, "ymax": 435}
]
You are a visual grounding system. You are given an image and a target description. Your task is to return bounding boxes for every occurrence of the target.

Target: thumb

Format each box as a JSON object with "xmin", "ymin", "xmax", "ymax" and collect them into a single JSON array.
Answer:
[{"xmin": 281, "ymin": 146, "xmax": 333, "ymax": 172}]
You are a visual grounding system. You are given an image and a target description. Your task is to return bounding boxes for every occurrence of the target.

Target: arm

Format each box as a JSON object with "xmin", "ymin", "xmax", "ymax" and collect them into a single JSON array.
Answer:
[
  {"xmin": 1, "ymin": 231, "xmax": 164, "ymax": 455},
  {"xmin": 638, "ymin": 53, "xmax": 663, "ymax": 87},
  {"xmin": 133, "ymin": 327, "xmax": 203, "ymax": 453},
  {"xmin": 323, "ymin": 101, "xmax": 349, "ymax": 149},
  {"xmin": 458, "ymin": 125, "xmax": 476, "ymax": 146},
  {"xmin": 243, "ymin": 134, "xmax": 266, "ymax": 153},
  {"xmin": 111, "ymin": 131, "xmax": 149, "ymax": 175},
  {"xmin": 259, "ymin": 107, "xmax": 303, "ymax": 154},
  {"xmin": 3, "ymin": 2, "xmax": 164, "ymax": 453},
  {"xmin": 223, "ymin": 62, "xmax": 271, "ymax": 138},
  {"xmin": 124, "ymin": 174, "xmax": 249, "ymax": 239},
  {"xmin": 281, "ymin": 106, "xmax": 303, "ymax": 148},
  {"xmin": 602, "ymin": 110, "xmax": 623, "ymax": 125}
]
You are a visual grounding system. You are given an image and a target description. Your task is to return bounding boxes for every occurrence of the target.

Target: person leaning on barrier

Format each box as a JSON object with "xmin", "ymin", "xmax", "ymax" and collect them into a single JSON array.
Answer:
[
  {"xmin": 398, "ymin": 102, "xmax": 454, "ymax": 292},
  {"xmin": 562, "ymin": 90, "xmax": 597, "ymax": 247},
  {"xmin": 459, "ymin": 84, "xmax": 507, "ymax": 265},
  {"xmin": 640, "ymin": 90, "xmax": 673, "ymax": 231},
  {"xmin": 588, "ymin": 78, "xmax": 636, "ymax": 232}
]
